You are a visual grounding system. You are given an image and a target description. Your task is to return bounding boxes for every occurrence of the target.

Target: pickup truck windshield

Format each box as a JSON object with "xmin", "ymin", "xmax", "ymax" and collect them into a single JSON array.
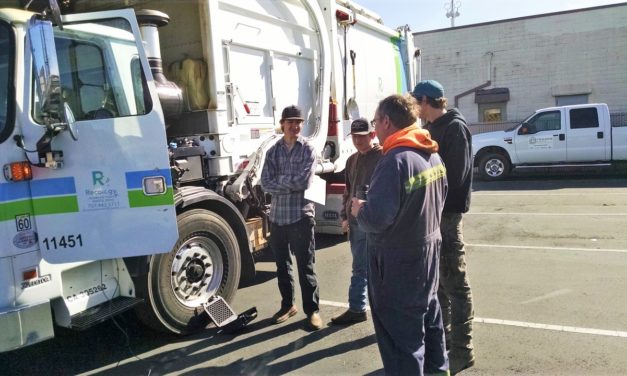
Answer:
[
  {"xmin": 32, "ymin": 18, "xmax": 152, "ymax": 123},
  {"xmin": 0, "ymin": 20, "xmax": 14, "ymax": 143}
]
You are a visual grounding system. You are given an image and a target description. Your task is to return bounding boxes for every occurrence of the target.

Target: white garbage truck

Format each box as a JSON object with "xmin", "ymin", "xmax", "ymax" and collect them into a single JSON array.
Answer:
[{"xmin": 0, "ymin": 0, "xmax": 415, "ymax": 352}]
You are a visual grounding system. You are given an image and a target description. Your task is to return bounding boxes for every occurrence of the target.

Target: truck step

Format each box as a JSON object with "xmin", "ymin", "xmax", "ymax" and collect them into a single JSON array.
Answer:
[{"xmin": 70, "ymin": 296, "xmax": 144, "ymax": 330}]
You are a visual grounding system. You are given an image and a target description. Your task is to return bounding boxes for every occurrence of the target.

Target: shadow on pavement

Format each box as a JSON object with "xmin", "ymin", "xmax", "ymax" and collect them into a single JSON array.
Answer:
[
  {"xmin": 473, "ymin": 170, "xmax": 627, "ymax": 192},
  {"xmin": 239, "ymin": 269, "xmax": 276, "ymax": 288},
  {"xmin": 316, "ymin": 233, "xmax": 347, "ymax": 249},
  {"xmin": 92, "ymin": 316, "xmax": 376, "ymax": 375}
]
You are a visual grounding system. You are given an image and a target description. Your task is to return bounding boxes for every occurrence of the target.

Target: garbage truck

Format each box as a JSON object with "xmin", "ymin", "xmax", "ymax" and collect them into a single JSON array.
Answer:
[{"xmin": 0, "ymin": 0, "xmax": 415, "ymax": 352}]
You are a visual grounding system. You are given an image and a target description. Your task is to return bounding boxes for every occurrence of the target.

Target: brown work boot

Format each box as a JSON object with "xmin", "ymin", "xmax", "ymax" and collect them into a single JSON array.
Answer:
[
  {"xmin": 330, "ymin": 309, "xmax": 367, "ymax": 325},
  {"xmin": 306, "ymin": 312, "xmax": 323, "ymax": 330},
  {"xmin": 449, "ymin": 348, "xmax": 475, "ymax": 375},
  {"xmin": 271, "ymin": 306, "xmax": 297, "ymax": 324}
]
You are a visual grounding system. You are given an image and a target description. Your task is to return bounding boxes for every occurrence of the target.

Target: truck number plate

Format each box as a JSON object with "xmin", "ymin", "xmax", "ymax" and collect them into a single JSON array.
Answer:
[
  {"xmin": 42, "ymin": 234, "xmax": 83, "ymax": 250},
  {"xmin": 66, "ymin": 283, "xmax": 107, "ymax": 302}
]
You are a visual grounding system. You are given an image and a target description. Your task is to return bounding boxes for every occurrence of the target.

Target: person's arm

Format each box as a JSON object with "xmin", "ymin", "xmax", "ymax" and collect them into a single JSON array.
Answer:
[
  {"xmin": 442, "ymin": 126, "xmax": 472, "ymax": 190},
  {"xmin": 355, "ymin": 157, "xmax": 401, "ymax": 233},
  {"xmin": 340, "ymin": 155, "xmax": 353, "ymax": 222},
  {"xmin": 276, "ymin": 144, "xmax": 316, "ymax": 191},
  {"xmin": 260, "ymin": 147, "xmax": 291, "ymax": 194}
]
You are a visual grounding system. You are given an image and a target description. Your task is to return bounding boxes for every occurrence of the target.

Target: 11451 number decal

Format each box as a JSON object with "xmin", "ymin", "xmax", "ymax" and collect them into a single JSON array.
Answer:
[{"xmin": 42, "ymin": 234, "xmax": 83, "ymax": 250}]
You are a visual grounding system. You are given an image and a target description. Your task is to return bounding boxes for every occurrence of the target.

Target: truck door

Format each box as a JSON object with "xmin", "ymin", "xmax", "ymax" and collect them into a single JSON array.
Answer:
[
  {"xmin": 565, "ymin": 106, "xmax": 609, "ymax": 162},
  {"xmin": 514, "ymin": 110, "xmax": 567, "ymax": 163},
  {"xmin": 24, "ymin": 11, "xmax": 177, "ymax": 263}
]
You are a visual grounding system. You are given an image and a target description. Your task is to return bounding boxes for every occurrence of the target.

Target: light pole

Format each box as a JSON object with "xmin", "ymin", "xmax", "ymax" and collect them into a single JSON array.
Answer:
[{"xmin": 445, "ymin": 0, "xmax": 461, "ymax": 27}]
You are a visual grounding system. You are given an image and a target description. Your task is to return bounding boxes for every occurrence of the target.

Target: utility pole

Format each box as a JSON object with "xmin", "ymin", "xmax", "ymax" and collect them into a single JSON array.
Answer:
[{"xmin": 445, "ymin": 0, "xmax": 461, "ymax": 27}]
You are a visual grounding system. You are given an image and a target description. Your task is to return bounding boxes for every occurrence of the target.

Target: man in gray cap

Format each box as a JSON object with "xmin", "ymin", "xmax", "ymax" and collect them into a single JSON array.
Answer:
[
  {"xmin": 412, "ymin": 80, "xmax": 475, "ymax": 374},
  {"xmin": 261, "ymin": 105, "xmax": 322, "ymax": 330},
  {"xmin": 331, "ymin": 117, "xmax": 382, "ymax": 325}
]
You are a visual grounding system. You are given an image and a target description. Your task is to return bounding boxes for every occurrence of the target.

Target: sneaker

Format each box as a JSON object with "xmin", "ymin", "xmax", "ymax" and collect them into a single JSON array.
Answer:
[
  {"xmin": 307, "ymin": 312, "xmax": 323, "ymax": 330},
  {"xmin": 271, "ymin": 306, "xmax": 297, "ymax": 324},
  {"xmin": 330, "ymin": 309, "xmax": 367, "ymax": 325},
  {"xmin": 449, "ymin": 349, "xmax": 475, "ymax": 375}
]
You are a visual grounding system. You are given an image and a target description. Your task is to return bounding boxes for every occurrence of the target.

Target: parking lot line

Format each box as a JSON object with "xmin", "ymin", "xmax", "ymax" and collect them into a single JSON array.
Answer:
[
  {"xmin": 319, "ymin": 300, "xmax": 627, "ymax": 338},
  {"xmin": 467, "ymin": 212, "xmax": 627, "ymax": 216},
  {"xmin": 474, "ymin": 192, "xmax": 627, "ymax": 196},
  {"xmin": 467, "ymin": 243, "xmax": 627, "ymax": 254},
  {"xmin": 474, "ymin": 317, "xmax": 627, "ymax": 338},
  {"xmin": 319, "ymin": 299, "xmax": 370, "ymax": 311}
]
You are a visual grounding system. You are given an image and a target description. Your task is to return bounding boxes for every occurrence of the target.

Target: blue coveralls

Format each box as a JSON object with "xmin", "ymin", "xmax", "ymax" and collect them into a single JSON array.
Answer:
[{"xmin": 357, "ymin": 143, "xmax": 449, "ymax": 375}]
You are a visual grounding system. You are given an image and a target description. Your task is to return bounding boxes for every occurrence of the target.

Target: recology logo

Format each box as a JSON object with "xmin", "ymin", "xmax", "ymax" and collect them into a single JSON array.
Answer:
[{"xmin": 84, "ymin": 170, "xmax": 121, "ymax": 210}]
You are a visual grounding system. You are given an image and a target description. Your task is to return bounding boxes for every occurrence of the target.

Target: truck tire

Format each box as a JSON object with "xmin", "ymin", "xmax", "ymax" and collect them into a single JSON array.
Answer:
[
  {"xmin": 135, "ymin": 209, "xmax": 241, "ymax": 334},
  {"xmin": 479, "ymin": 152, "xmax": 510, "ymax": 181}
]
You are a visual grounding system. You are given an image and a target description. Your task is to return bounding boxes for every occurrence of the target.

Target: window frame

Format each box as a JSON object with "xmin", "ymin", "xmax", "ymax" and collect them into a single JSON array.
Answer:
[
  {"xmin": 0, "ymin": 20, "xmax": 16, "ymax": 143},
  {"xmin": 569, "ymin": 107, "xmax": 599, "ymax": 130},
  {"xmin": 31, "ymin": 17, "xmax": 152, "ymax": 125}
]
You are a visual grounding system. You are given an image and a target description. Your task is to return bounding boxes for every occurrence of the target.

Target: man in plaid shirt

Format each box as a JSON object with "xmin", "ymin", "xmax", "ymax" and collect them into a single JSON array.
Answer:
[{"xmin": 261, "ymin": 105, "xmax": 322, "ymax": 330}]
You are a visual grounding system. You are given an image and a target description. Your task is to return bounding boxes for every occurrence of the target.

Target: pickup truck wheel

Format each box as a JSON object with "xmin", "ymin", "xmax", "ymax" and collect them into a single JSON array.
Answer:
[
  {"xmin": 479, "ymin": 153, "xmax": 510, "ymax": 181},
  {"xmin": 135, "ymin": 209, "xmax": 241, "ymax": 334}
]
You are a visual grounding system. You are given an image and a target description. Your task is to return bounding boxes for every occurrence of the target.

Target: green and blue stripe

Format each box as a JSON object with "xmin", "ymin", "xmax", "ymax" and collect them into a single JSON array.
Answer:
[
  {"xmin": 0, "ymin": 177, "xmax": 79, "ymax": 222},
  {"xmin": 125, "ymin": 169, "xmax": 174, "ymax": 208}
]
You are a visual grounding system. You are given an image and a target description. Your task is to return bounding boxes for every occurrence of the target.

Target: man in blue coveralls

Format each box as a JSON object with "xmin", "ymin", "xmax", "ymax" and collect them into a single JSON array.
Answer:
[{"xmin": 351, "ymin": 94, "xmax": 449, "ymax": 375}]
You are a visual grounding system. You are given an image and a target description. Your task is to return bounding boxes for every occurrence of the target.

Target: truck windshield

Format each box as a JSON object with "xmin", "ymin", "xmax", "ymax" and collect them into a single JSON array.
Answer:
[
  {"xmin": 32, "ymin": 17, "xmax": 152, "ymax": 123},
  {"xmin": 0, "ymin": 20, "xmax": 15, "ymax": 142}
]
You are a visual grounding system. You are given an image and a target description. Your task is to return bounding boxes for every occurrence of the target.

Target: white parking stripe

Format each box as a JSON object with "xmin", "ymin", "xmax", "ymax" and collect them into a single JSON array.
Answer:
[
  {"xmin": 467, "ymin": 212, "xmax": 627, "ymax": 216},
  {"xmin": 474, "ymin": 192, "xmax": 627, "ymax": 196},
  {"xmin": 319, "ymin": 299, "xmax": 370, "ymax": 311},
  {"xmin": 521, "ymin": 288, "xmax": 572, "ymax": 304},
  {"xmin": 467, "ymin": 243, "xmax": 627, "ymax": 254},
  {"xmin": 474, "ymin": 317, "xmax": 627, "ymax": 338},
  {"xmin": 319, "ymin": 300, "xmax": 627, "ymax": 338}
]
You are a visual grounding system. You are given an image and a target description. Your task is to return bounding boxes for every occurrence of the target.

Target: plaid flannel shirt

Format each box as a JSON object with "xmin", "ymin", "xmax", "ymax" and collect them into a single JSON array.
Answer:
[{"xmin": 261, "ymin": 136, "xmax": 316, "ymax": 225}]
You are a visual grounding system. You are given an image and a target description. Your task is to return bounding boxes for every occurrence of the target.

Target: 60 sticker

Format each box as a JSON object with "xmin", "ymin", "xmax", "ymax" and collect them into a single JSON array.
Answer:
[{"xmin": 15, "ymin": 214, "xmax": 32, "ymax": 232}]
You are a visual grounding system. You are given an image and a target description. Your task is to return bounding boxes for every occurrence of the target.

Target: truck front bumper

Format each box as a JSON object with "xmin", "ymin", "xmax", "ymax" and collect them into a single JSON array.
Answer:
[{"xmin": 0, "ymin": 300, "xmax": 54, "ymax": 353}]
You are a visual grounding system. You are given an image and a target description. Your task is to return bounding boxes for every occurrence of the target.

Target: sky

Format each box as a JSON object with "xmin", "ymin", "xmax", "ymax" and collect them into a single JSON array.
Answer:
[{"xmin": 354, "ymin": 0, "xmax": 627, "ymax": 32}]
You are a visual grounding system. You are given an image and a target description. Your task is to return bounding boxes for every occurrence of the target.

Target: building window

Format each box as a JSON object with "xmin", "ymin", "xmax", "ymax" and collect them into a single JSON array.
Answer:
[
  {"xmin": 475, "ymin": 88, "xmax": 509, "ymax": 123},
  {"xmin": 479, "ymin": 102, "xmax": 507, "ymax": 122},
  {"xmin": 555, "ymin": 94, "xmax": 588, "ymax": 106}
]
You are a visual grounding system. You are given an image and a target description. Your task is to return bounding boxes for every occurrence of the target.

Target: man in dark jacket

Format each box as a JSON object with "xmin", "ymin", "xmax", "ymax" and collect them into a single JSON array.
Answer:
[
  {"xmin": 413, "ymin": 80, "xmax": 474, "ymax": 375},
  {"xmin": 332, "ymin": 118, "xmax": 382, "ymax": 325},
  {"xmin": 352, "ymin": 94, "xmax": 449, "ymax": 375}
]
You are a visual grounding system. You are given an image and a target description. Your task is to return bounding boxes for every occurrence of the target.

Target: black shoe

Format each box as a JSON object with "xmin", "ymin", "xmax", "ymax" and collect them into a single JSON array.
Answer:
[
  {"xmin": 271, "ymin": 306, "xmax": 297, "ymax": 324},
  {"xmin": 330, "ymin": 309, "xmax": 367, "ymax": 325},
  {"xmin": 449, "ymin": 349, "xmax": 475, "ymax": 375}
]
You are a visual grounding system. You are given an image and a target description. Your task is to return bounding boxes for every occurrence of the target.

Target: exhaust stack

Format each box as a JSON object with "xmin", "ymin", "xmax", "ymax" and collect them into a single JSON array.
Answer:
[{"xmin": 135, "ymin": 9, "xmax": 183, "ymax": 124}]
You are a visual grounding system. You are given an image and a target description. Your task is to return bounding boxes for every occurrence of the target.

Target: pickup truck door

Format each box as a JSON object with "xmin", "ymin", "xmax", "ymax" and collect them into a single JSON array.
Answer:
[
  {"xmin": 565, "ymin": 106, "xmax": 609, "ymax": 162},
  {"xmin": 514, "ymin": 110, "xmax": 567, "ymax": 163},
  {"xmin": 24, "ymin": 10, "xmax": 178, "ymax": 263}
]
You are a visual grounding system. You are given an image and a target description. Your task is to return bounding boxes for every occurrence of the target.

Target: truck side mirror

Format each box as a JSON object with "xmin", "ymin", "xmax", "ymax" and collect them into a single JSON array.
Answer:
[
  {"xmin": 518, "ymin": 122, "xmax": 533, "ymax": 135},
  {"xmin": 28, "ymin": 16, "xmax": 63, "ymax": 127}
]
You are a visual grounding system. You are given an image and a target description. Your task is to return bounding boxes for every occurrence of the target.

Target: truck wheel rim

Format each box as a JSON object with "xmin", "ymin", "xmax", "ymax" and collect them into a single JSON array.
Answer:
[
  {"xmin": 170, "ymin": 236, "xmax": 224, "ymax": 307},
  {"xmin": 485, "ymin": 159, "xmax": 504, "ymax": 177}
]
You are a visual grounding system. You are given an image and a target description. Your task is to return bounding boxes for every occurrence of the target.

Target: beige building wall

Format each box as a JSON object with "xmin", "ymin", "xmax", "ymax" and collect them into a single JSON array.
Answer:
[{"xmin": 413, "ymin": 3, "xmax": 627, "ymax": 124}]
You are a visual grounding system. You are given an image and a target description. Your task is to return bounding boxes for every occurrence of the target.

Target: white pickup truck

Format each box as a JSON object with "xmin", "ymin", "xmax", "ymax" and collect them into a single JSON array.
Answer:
[{"xmin": 473, "ymin": 103, "xmax": 627, "ymax": 180}]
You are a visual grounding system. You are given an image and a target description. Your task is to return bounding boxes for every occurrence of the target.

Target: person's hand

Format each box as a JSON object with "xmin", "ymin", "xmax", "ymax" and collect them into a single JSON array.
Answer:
[
  {"xmin": 351, "ymin": 197, "xmax": 365, "ymax": 218},
  {"xmin": 341, "ymin": 219, "xmax": 349, "ymax": 232}
]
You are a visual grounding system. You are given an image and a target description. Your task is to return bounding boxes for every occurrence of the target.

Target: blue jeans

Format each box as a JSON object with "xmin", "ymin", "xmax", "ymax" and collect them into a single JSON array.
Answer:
[{"xmin": 348, "ymin": 223, "xmax": 368, "ymax": 312}]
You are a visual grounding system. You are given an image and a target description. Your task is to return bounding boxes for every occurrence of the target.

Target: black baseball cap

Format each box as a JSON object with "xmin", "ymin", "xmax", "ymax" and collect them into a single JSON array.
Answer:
[
  {"xmin": 281, "ymin": 105, "xmax": 304, "ymax": 121},
  {"xmin": 349, "ymin": 118, "xmax": 373, "ymax": 135}
]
